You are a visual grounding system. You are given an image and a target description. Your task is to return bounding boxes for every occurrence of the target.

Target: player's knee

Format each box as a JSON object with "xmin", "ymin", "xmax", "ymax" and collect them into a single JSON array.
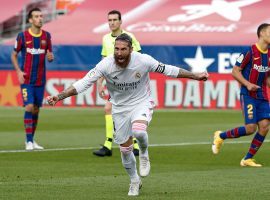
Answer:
[
  {"xmin": 258, "ymin": 126, "xmax": 269, "ymax": 135},
  {"xmin": 245, "ymin": 124, "xmax": 257, "ymax": 134},
  {"xmin": 258, "ymin": 120, "xmax": 270, "ymax": 135},
  {"xmin": 132, "ymin": 122, "xmax": 147, "ymax": 138},
  {"xmin": 119, "ymin": 144, "xmax": 133, "ymax": 155},
  {"xmin": 33, "ymin": 106, "xmax": 39, "ymax": 115},
  {"xmin": 25, "ymin": 104, "xmax": 34, "ymax": 112}
]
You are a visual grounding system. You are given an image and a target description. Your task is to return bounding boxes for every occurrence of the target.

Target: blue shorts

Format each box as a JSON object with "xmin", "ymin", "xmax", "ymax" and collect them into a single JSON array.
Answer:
[
  {"xmin": 20, "ymin": 84, "xmax": 45, "ymax": 107},
  {"xmin": 240, "ymin": 95, "xmax": 270, "ymax": 124}
]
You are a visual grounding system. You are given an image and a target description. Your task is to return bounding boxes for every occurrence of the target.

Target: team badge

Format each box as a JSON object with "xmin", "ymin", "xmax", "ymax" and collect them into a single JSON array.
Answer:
[
  {"xmin": 135, "ymin": 72, "xmax": 141, "ymax": 79},
  {"xmin": 41, "ymin": 40, "xmax": 47, "ymax": 45},
  {"xmin": 236, "ymin": 54, "xmax": 244, "ymax": 63}
]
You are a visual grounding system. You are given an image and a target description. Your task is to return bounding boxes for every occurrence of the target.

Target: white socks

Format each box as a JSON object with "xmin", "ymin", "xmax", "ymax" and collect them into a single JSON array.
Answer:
[
  {"xmin": 121, "ymin": 149, "xmax": 140, "ymax": 182},
  {"xmin": 134, "ymin": 131, "xmax": 149, "ymax": 157}
]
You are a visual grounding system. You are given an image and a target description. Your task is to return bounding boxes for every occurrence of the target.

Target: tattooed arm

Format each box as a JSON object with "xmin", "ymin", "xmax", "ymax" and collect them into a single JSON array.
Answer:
[
  {"xmin": 177, "ymin": 68, "xmax": 208, "ymax": 81},
  {"xmin": 146, "ymin": 54, "xmax": 208, "ymax": 81},
  {"xmin": 46, "ymin": 62, "xmax": 106, "ymax": 106},
  {"xmin": 47, "ymin": 85, "xmax": 78, "ymax": 106}
]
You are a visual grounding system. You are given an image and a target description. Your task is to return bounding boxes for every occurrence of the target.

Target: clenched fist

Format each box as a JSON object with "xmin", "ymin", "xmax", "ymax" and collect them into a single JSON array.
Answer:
[{"xmin": 46, "ymin": 95, "xmax": 59, "ymax": 106}]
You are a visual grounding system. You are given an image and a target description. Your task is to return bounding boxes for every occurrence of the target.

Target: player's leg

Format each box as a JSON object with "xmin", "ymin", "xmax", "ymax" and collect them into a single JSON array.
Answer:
[
  {"xmin": 241, "ymin": 100, "xmax": 270, "ymax": 167},
  {"xmin": 132, "ymin": 120, "xmax": 150, "ymax": 177},
  {"xmin": 113, "ymin": 110, "xmax": 141, "ymax": 196},
  {"xmin": 31, "ymin": 86, "xmax": 45, "ymax": 150},
  {"xmin": 212, "ymin": 95, "xmax": 256, "ymax": 154},
  {"xmin": 93, "ymin": 101, "xmax": 113, "ymax": 156},
  {"xmin": 32, "ymin": 105, "xmax": 39, "ymax": 138},
  {"xmin": 131, "ymin": 100, "xmax": 154, "ymax": 177},
  {"xmin": 24, "ymin": 104, "xmax": 35, "ymax": 150},
  {"xmin": 21, "ymin": 85, "xmax": 35, "ymax": 150},
  {"xmin": 31, "ymin": 105, "xmax": 43, "ymax": 149},
  {"xmin": 120, "ymin": 137, "xmax": 141, "ymax": 196}
]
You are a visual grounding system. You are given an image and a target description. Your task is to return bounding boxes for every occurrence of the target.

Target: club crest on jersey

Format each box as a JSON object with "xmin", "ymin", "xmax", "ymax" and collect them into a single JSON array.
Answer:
[
  {"xmin": 237, "ymin": 54, "xmax": 244, "ymax": 63},
  {"xmin": 41, "ymin": 40, "xmax": 47, "ymax": 45},
  {"xmin": 135, "ymin": 72, "xmax": 141, "ymax": 79}
]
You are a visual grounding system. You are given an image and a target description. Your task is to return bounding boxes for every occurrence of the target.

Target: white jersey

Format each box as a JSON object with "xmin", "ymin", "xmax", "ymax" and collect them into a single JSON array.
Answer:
[{"xmin": 73, "ymin": 51, "xmax": 179, "ymax": 108}]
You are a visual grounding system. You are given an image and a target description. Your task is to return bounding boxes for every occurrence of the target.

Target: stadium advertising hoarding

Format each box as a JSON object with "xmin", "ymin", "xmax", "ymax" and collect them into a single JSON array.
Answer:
[
  {"xmin": 0, "ymin": 45, "xmax": 247, "ymax": 73},
  {"xmin": 0, "ymin": 71, "xmax": 244, "ymax": 109}
]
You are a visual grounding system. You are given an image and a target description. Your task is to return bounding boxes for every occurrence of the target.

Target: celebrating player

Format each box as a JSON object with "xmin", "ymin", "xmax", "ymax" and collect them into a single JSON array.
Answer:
[
  {"xmin": 212, "ymin": 23, "xmax": 270, "ymax": 167},
  {"xmin": 47, "ymin": 33, "xmax": 208, "ymax": 196},
  {"xmin": 93, "ymin": 10, "xmax": 141, "ymax": 157},
  {"xmin": 11, "ymin": 7, "xmax": 54, "ymax": 151}
]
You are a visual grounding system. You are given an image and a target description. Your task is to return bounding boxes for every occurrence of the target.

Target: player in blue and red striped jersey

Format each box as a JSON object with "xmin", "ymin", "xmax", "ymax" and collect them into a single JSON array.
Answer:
[
  {"xmin": 212, "ymin": 23, "xmax": 270, "ymax": 167},
  {"xmin": 11, "ymin": 7, "xmax": 54, "ymax": 151}
]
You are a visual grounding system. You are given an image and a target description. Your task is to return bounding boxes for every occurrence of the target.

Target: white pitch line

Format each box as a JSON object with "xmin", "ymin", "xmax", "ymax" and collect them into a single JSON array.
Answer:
[{"xmin": 0, "ymin": 140, "xmax": 269, "ymax": 154}]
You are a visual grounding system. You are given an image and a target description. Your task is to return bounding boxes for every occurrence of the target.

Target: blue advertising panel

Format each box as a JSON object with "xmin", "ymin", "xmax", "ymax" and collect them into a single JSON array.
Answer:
[{"xmin": 0, "ymin": 45, "xmax": 248, "ymax": 73}]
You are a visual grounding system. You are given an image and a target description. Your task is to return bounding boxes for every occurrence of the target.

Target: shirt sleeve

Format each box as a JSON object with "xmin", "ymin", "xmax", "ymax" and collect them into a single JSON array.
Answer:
[
  {"xmin": 46, "ymin": 32, "xmax": 52, "ymax": 52},
  {"xmin": 14, "ymin": 33, "xmax": 23, "ymax": 53},
  {"xmin": 235, "ymin": 50, "xmax": 251, "ymax": 70},
  {"xmin": 73, "ymin": 60, "xmax": 106, "ymax": 93},
  {"xmin": 144, "ymin": 54, "xmax": 179, "ymax": 78}
]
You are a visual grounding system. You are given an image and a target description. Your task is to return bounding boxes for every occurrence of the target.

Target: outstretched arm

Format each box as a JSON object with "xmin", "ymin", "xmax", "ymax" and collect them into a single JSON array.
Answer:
[
  {"xmin": 47, "ymin": 85, "xmax": 77, "ymax": 106},
  {"xmin": 146, "ymin": 54, "xmax": 209, "ymax": 81},
  {"xmin": 177, "ymin": 68, "xmax": 208, "ymax": 81}
]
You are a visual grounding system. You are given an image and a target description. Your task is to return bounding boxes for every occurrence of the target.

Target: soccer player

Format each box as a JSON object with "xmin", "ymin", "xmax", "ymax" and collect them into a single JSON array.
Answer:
[
  {"xmin": 46, "ymin": 33, "xmax": 208, "ymax": 196},
  {"xmin": 93, "ymin": 10, "xmax": 141, "ymax": 157},
  {"xmin": 212, "ymin": 23, "xmax": 270, "ymax": 167},
  {"xmin": 11, "ymin": 8, "xmax": 54, "ymax": 151}
]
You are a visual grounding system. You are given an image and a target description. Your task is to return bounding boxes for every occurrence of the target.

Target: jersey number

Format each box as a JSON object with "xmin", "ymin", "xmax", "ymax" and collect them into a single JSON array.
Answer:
[
  {"xmin": 22, "ymin": 88, "xmax": 28, "ymax": 101},
  {"xmin": 247, "ymin": 104, "xmax": 253, "ymax": 115}
]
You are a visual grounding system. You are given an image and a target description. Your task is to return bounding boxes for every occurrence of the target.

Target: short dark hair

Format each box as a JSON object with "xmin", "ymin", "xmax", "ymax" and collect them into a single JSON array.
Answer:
[
  {"xmin": 257, "ymin": 23, "xmax": 270, "ymax": 38},
  {"xmin": 115, "ymin": 33, "xmax": 132, "ymax": 47},
  {"xmin": 28, "ymin": 7, "xmax": 41, "ymax": 21},
  {"xmin": 108, "ymin": 10, "xmax": 121, "ymax": 20}
]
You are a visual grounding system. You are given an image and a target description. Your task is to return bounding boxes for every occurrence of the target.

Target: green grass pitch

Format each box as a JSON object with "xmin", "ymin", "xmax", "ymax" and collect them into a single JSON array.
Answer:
[{"xmin": 1, "ymin": 107, "xmax": 270, "ymax": 200}]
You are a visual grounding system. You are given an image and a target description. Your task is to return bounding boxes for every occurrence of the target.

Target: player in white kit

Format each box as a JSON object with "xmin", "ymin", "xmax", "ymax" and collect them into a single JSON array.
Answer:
[{"xmin": 47, "ymin": 33, "xmax": 209, "ymax": 196}]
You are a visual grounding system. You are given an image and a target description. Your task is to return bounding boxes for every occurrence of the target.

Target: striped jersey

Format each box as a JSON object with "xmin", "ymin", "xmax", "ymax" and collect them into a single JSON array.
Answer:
[
  {"xmin": 14, "ymin": 29, "xmax": 52, "ymax": 86},
  {"xmin": 235, "ymin": 44, "xmax": 270, "ymax": 100},
  {"xmin": 101, "ymin": 30, "xmax": 141, "ymax": 57}
]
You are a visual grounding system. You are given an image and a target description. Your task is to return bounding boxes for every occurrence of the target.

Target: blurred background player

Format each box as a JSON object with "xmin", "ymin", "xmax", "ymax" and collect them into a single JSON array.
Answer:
[
  {"xmin": 212, "ymin": 23, "xmax": 270, "ymax": 167},
  {"xmin": 93, "ymin": 10, "xmax": 141, "ymax": 157},
  {"xmin": 11, "ymin": 7, "xmax": 54, "ymax": 151}
]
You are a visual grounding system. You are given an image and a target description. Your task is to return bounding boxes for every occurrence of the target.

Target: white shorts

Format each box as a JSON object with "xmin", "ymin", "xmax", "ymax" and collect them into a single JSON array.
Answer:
[{"xmin": 112, "ymin": 100, "xmax": 154, "ymax": 144}]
